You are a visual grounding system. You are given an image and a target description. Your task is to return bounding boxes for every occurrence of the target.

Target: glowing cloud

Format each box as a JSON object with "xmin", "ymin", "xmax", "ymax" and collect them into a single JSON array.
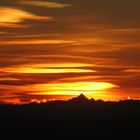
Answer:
[
  {"xmin": 20, "ymin": 63, "xmax": 93, "ymax": 68},
  {"xmin": 0, "ymin": 98, "xmax": 23, "ymax": 104},
  {"xmin": 30, "ymin": 98, "xmax": 47, "ymax": 104},
  {"xmin": 0, "ymin": 78, "xmax": 18, "ymax": 81},
  {"xmin": 124, "ymin": 69, "xmax": 140, "ymax": 73},
  {"xmin": 29, "ymin": 82, "xmax": 118, "ymax": 95},
  {"xmin": 19, "ymin": 1, "xmax": 71, "ymax": 8},
  {"xmin": 0, "ymin": 0, "xmax": 140, "ymax": 103},
  {"xmin": 0, "ymin": 39, "xmax": 75, "ymax": 45},
  {"xmin": 0, "ymin": 22, "xmax": 28, "ymax": 28},
  {"xmin": 0, "ymin": 7, "xmax": 51, "ymax": 27},
  {"xmin": 2, "ymin": 63, "xmax": 95, "ymax": 74},
  {"xmin": 4, "ymin": 68, "xmax": 94, "ymax": 74}
]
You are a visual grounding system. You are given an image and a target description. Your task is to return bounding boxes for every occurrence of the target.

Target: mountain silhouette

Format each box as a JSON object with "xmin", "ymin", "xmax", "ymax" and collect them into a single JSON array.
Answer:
[
  {"xmin": 1, "ymin": 93, "xmax": 140, "ymax": 138},
  {"xmin": 68, "ymin": 93, "xmax": 89, "ymax": 103}
]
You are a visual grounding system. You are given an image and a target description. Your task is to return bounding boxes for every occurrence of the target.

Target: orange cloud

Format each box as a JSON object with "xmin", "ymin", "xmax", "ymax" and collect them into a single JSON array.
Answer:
[
  {"xmin": 30, "ymin": 98, "xmax": 48, "ymax": 103},
  {"xmin": 0, "ymin": 39, "xmax": 74, "ymax": 45},
  {"xmin": 124, "ymin": 69, "xmax": 140, "ymax": 73},
  {"xmin": 0, "ymin": 23, "xmax": 28, "ymax": 28},
  {"xmin": 0, "ymin": 78, "xmax": 18, "ymax": 81},
  {"xmin": 5, "ymin": 68, "xmax": 94, "ymax": 74},
  {"xmin": 1, "ymin": 62, "xmax": 95, "ymax": 74},
  {"xmin": 19, "ymin": 1, "xmax": 71, "ymax": 8},
  {"xmin": 0, "ymin": 7, "xmax": 51, "ymax": 27},
  {"xmin": 28, "ymin": 82, "xmax": 118, "ymax": 95},
  {"xmin": 2, "ymin": 68, "xmax": 95, "ymax": 74},
  {"xmin": 1, "ymin": 98, "xmax": 23, "ymax": 104},
  {"xmin": 13, "ymin": 63, "xmax": 93, "ymax": 68}
]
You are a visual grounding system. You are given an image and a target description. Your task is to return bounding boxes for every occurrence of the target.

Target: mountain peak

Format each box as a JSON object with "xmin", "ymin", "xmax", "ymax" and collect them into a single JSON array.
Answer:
[
  {"xmin": 68, "ymin": 93, "xmax": 89, "ymax": 103},
  {"xmin": 78, "ymin": 93, "xmax": 87, "ymax": 99}
]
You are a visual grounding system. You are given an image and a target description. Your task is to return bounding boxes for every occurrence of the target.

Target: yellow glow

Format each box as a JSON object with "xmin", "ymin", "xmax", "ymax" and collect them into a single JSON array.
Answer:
[
  {"xmin": 30, "ymin": 99, "xmax": 47, "ymax": 104},
  {"xmin": 3, "ymin": 63, "xmax": 95, "ymax": 74},
  {"xmin": 27, "ymin": 82, "xmax": 119, "ymax": 101},
  {"xmin": 55, "ymin": 76, "xmax": 99, "ymax": 83},
  {"xmin": 30, "ymin": 82, "xmax": 118, "ymax": 95},
  {"xmin": 0, "ymin": 39, "xmax": 74, "ymax": 45},
  {"xmin": 20, "ymin": 1, "xmax": 71, "ymax": 8},
  {"xmin": 48, "ymin": 82, "xmax": 115, "ymax": 91},
  {"xmin": 0, "ymin": 7, "xmax": 50, "ymax": 23},
  {"xmin": 5, "ymin": 68, "xmax": 94, "ymax": 74},
  {"xmin": 0, "ymin": 81, "xmax": 119, "ymax": 102},
  {"xmin": 28, "ymin": 63, "xmax": 93, "ymax": 68}
]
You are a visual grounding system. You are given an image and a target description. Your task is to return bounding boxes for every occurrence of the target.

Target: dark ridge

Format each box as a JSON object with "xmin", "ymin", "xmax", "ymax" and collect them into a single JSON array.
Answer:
[
  {"xmin": 68, "ymin": 93, "xmax": 89, "ymax": 103},
  {"xmin": 1, "ymin": 94, "xmax": 140, "ymax": 138}
]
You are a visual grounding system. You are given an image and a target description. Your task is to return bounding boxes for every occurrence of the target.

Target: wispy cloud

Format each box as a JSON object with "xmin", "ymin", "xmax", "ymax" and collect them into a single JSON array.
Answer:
[
  {"xmin": 0, "ymin": 39, "xmax": 75, "ymax": 45},
  {"xmin": 19, "ymin": 1, "xmax": 71, "ymax": 8},
  {"xmin": 0, "ymin": 7, "xmax": 51, "ymax": 27},
  {"xmin": 1, "ymin": 63, "xmax": 96, "ymax": 74},
  {"xmin": 4, "ymin": 68, "xmax": 94, "ymax": 74},
  {"xmin": 124, "ymin": 69, "xmax": 140, "ymax": 73},
  {"xmin": 0, "ymin": 98, "xmax": 23, "ymax": 104},
  {"xmin": 0, "ymin": 0, "xmax": 140, "ymax": 103},
  {"xmin": 27, "ymin": 82, "xmax": 118, "ymax": 96}
]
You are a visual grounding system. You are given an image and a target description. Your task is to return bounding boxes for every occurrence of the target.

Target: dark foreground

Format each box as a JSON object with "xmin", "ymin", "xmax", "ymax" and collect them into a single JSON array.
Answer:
[{"xmin": 1, "ymin": 94, "xmax": 140, "ymax": 138}]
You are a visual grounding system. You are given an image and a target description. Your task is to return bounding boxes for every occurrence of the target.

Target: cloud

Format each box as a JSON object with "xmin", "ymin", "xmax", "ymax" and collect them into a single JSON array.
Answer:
[
  {"xmin": 0, "ymin": 31, "xmax": 6, "ymax": 34},
  {"xmin": 0, "ymin": 22, "xmax": 28, "ymax": 28},
  {"xmin": 124, "ymin": 69, "xmax": 140, "ymax": 73},
  {"xmin": 93, "ymin": 47, "xmax": 140, "ymax": 67},
  {"xmin": 27, "ymin": 82, "xmax": 118, "ymax": 96},
  {"xmin": 0, "ymin": 0, "xmax": 140, "ymax": 103},
  {"xmin": 0, "ymin": 77, "xmax": 18, "ymax": 81},
  {"xmin": 19, "ymin": 1, "xmax": 71, "ymax": 8},
  {"xmin": 0, "ymin": 7, "xmax": 51, "ymax": 27},
  {"xmin": 5, "ymin": 68, "xmax": 94, "ymax": 74},
  {"xmin": 30, "ymin": 98, "xmax": 47, "ymax": 103},
  {"xmin": 0, "ymin": 98, "xmax": 23, "ymax": 104},
  {"xmin": 0, "ymin": 39, "xmax": 75, "ymax": 45},
  {"xmin": 1, "ymin": 63, "xmax": 96, "ymax": 74}
]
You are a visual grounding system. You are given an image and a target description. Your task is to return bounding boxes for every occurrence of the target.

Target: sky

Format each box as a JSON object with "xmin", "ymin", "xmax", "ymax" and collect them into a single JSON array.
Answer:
[{"xmin": 0, "ymin": 0, "xmax": 140, "ymax": 104}]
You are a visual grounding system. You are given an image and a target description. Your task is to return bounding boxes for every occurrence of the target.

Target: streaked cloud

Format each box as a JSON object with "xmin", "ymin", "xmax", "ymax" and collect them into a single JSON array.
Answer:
[
  {"xmin": 0, "ymin": 0, "xmax": 140, "ymax": 103},
  {"xmin": 19, "ymin": 1, "xmax": 71, "ymax": 8},
  {"xmin": 13, "ymin": 63, "xmax": 93, "ymax": 68},
  {"xmin": 17, "ymin": 81, "xmax": 117, "ymax": 94},
  {"xmin": 0, "ymin": 7, "xmax": 51, "ymax": 27},
  {"xmin": 0, "ymin": 22, "xmax": 28, "ymax": 28},
  {"xmin": 30, "ymin": 98, "xmax": 47, "ymax": 104},
  {"xmin": 0, "ymin": 39, "xmax": 75, "ymax": 45},
  {"xmin": 124, "ymin": 69, "xmax": 140, "ymax": 73},
  {"xmin": 5, "ymin": 68, "xmax": 94, "ymax": 74},
  {"xmin": 0, "ymin": 98, "xmax": 23, "ymax": 104},
  {"xmin": 0, "ymin": 78, "xmax": 18, "ymax": 81},
  {"xmin": 26, "ymin": 82, "xmax": 118, "ymax": 101},
  {"xmin": 2, "ymin": 63, "xmax": 96, "ymax": 74}
]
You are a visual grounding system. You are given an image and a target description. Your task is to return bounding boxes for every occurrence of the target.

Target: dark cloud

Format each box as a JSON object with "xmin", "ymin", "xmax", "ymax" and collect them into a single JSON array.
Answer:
[{"xmin": 93, "ymin": 47, "xmax": 140, "ymax": 66}]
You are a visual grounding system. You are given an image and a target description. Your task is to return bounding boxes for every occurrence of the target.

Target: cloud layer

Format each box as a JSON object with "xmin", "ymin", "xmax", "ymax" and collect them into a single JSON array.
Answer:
[{"xmin": 0, "ymin": 0, "xmax": 140, "ymax": 104}]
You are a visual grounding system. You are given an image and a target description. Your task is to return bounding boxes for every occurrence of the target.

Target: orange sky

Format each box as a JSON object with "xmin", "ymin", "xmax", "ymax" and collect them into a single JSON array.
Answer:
[{"xmin": 0, "ymin": 0, "xmax": 140, "ymax": 104}]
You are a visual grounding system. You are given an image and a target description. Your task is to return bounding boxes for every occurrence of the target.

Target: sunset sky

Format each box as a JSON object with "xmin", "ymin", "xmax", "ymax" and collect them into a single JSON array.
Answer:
[{"xmin": 0, "ymin": 0, "xmax": 140, "ymax": 104}]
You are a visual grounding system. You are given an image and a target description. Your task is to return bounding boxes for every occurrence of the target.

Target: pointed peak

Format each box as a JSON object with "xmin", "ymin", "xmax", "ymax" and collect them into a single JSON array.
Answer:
[
  {"xmin": 68, "ymin": 93, "xmax": 89, "ymax": 103},
  {"xmin": 78, "ymin": 93, "xmax": 86, "ymax": 98}
]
